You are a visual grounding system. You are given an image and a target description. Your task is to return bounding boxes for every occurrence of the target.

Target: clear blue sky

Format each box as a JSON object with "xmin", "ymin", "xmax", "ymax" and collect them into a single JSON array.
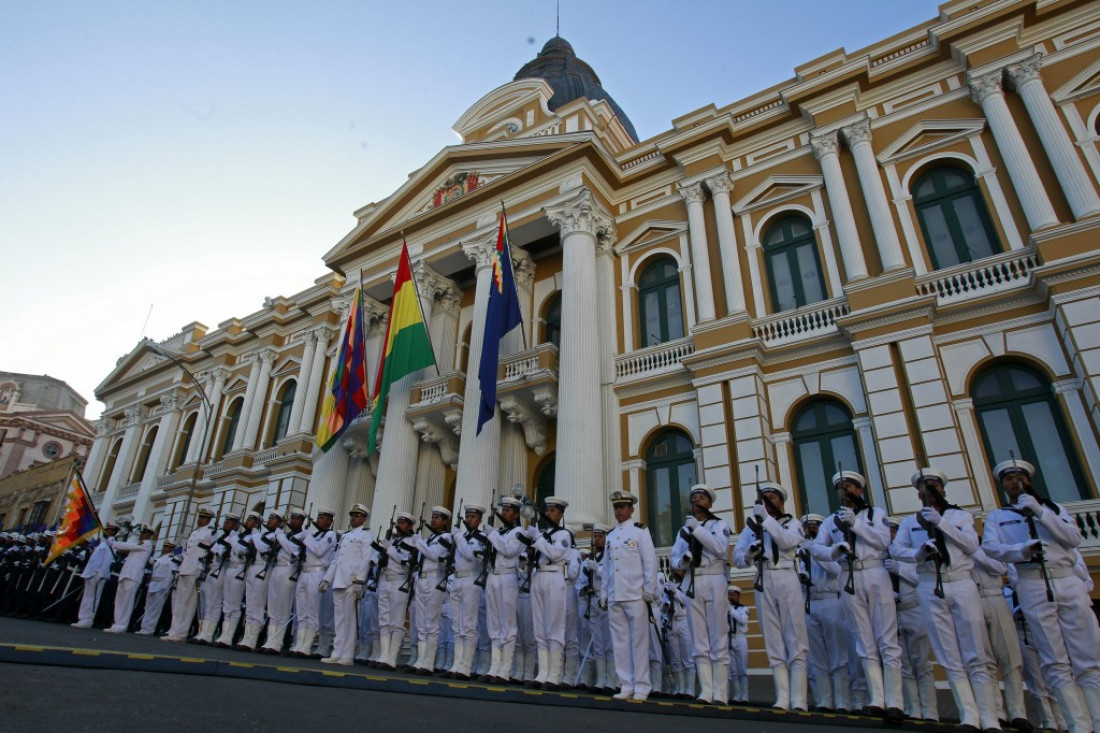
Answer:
[{"xmin": 0, "ymin": 0, "xmax": 941, "ymax": 417}]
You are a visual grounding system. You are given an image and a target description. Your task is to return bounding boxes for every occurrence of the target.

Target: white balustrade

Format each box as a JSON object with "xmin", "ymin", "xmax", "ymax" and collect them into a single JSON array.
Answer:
[
  {"xmin": 752, "ymin": 299, "xmax": 850, "ymax": 347},
  {"xmin": 615, "ymin": 337, "xmax": 695, "ymax": 379},
  {"xmin": 915, "ymin": 251, "xmax": 1038, "ymax": 306}
]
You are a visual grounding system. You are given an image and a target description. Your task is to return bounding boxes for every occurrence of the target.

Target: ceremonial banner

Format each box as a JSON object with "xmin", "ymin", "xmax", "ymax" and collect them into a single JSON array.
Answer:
[
  {"xmin": 316, "ymin": 286, "xmax": 370, "ymax": 452},
  {"xmin": 476, "ymin": 209, "xmax": 523, "ymax": 434},
  {"xmin": 45, "ymin": 472, "xmax": 102, "ymax": 565}
]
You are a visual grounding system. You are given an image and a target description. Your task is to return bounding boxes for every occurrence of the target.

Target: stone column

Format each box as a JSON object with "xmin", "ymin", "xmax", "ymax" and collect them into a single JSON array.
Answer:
[
  {"xmin": 452, "ymin": 232, "xmax": 503, "ymax": 514},
  {"xmin": 343, "ymin": 438, "xmax": 376, "ymax": 519},
  {"xmin": 231, "ymin": 355, "xmax": 264, "ymax": 453},
  {"xmin": 851, "ymin": 416, "xmax": 888, "ymax": 510},
  {"xmin": 705, "ymin": 172, "xmax": 746, "ymax": 314},
  {"xmin": 296, "ymin": 326, "xmax": 332, "ymax": 436},
  {"xmin": 239, "ymin": 347, "xmax": 277, "ymax": 451},
  {"xmin": 133, "ymin": 393, "xmax": 182, "ymax": 521},
  {"xmin": 952, "ymin": 399, "xmax": 999, "ymax": 509},
  {"xmin": 285, "ymin": 329, "xmax": 318, "ymax": 438},
  {"xmin": 1053, "ymin": 380, "xmax": 1100, "ymax": 484},
  {"xmin": 841, "ymin": 119, "xmax": 906, "ymax": 271},
  {"xmin": 81, "ymin": 422, "xmax": 111, "ymax": 490},
  {"xmin": 544, "ymin": 187, "xmax": 614, "ymax": 527},
  {"xmin": 678, "ymin": 182, "xmax": 717, "ymax": 323},
  {"xmin": 811, "ymin": 130, "xmax": 869, "ymax": 282},
  {"xmin": 968, "ymin": 70, "xmax": 1059, "ymax": 231},
  {"xmin": 307, "ymin": 440, "xmax": 350, "ymax": 517},
  {"xmin": 1006, "ymin": 56, "xmax": 1100, "ymax": 220},
  {"xmin": 101, "ymin": 407, "xmax": 143, "ymax": 521}
]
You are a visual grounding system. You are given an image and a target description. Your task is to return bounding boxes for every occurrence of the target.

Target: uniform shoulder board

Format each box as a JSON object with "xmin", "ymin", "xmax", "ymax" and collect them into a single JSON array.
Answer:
[
  {"xmin": 868, "ymin": 507, "xmax": 875, "ymax": 523},
  {"xmin": 634, "ymin": 522, "xmax": 646, "ymax": 529},
  {"xmin": 723, "ymin": 526, "xmax": 732, "ymax": 537}
]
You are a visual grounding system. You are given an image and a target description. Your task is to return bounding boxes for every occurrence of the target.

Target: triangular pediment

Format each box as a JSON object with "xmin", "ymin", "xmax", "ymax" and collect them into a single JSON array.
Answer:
[
  {"xmin": 732, "ymin": 175, "xmax": 824, "ymax": 214},
  {"xmin": 453, "ymin": 79, "xmax": 555, "ymax": 142},
  {"xmin": 876, "ymin": 119, "xmax": 986, "ymax": 164},
  {"xmin": 1051, "ymin": 57, "xmax": 1100, "ymax": 103},
  {"xmin": 613, "ymin": 220, "xmax": 687, "ymax": 255},
  {"xmin": 97, "ymin": 342, "xmax": 162, "ymax": 395},
  {"xmin": 8, "ymin": 410, "xmax": 95, "ymax": 438}
]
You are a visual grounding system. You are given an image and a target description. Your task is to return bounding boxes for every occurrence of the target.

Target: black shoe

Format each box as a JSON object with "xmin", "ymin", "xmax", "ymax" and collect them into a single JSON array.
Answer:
[
  {"xmin": 958, "ymin": 725, "xmax": 980, "ymax": 733},
  {"xmin": 862, "ymin": 705, "xmax": 885, "ymax": 717},
  {"xmin": 1009, "ymin": 719, "xmax": 1033, "ymax": 733},
  {"xmin": 885, "ymin": 707, "xmax": 905, "ymax": 722}
]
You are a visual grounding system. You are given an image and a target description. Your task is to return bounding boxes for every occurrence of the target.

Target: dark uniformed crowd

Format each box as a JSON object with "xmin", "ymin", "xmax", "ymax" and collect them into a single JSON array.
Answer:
[{"xmin": 1, "ymin": 459, "xmax": 1098, "ymax": 732}]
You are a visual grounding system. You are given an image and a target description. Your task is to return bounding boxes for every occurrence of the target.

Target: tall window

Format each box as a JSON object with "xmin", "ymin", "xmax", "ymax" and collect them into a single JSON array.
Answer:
[
  {"xmin": 174, "ymin": 412, "xmax": 198, "ymax": 468},
  {"xmin": 645, "ymin": 429, "xmax": 697, "ymax": 547},
  {"xmin": 971, "ymin": 361, "xmax": 1090, "ymax": 503},
  {"xmin": 130, "ymin": 426, "xmax": 159, "ymax": 482},
  {"xmin": 912, "ymin": 165, "xmax": 1000, "ymax": 270},
  {"xmin": 99, "ymin": 438, "xmax": 123, "ymax": 489},
  {"xmin": 272, "ymin": 380, "xmax": 296, "ymax": 444},
  {"xmin": 220, "ymin": 398, "xmax": 243, "ymax": 457},
  {"xmin": 535, "ymin": 455, "xmax": 556, "ymax": 509},
  {"xmin": 763, "ymin": 215, "xmax": 827, "ymax": 313},
  {"xmin": 637, "ymin": 257, "xmax": 685, "ymax": 347},
  {"xmin": 792, "ymin": 399, "xmax": 863, "ymax": 516},
  {"xmin": 542, "ymin": 293, "xmax": 562, "ymax": 349}
]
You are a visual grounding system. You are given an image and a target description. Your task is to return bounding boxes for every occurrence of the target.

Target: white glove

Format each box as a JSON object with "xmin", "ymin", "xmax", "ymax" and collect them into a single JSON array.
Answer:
[
  {"xmin": 483, "ymin": 525, "xmax": 498, "ymax": 537},
  {"xmin": 748, "ymin": 542, "xmax": 763, "ymax": 560},
  {"xmin": 317, "ymin": 579, "xmax": 331, "ymax": 593},
  {"xmin": 684, "ymin": 516, "xmax": 700, "ymax": 530},
  {"xmin": 598, "ymin": 598, "xmax": 608, "ymax": 611},
  {"xmin": 884, "ymin": 558, "xmax": 899, "ymax": 574},
  {"xmin": 752, "ymin": 503, "xmax": 767, "ymax": 521},
  {"xmin": 527, "ymin": 526, "xmax": 539, "ymax": 540},
  {"xmin": 919, "ymin": 507, "xmax": 942, "ymax": 527},
  {"xmin": 451, "ymin": 525, "xmax": 463, "ymax": 539},
  {"xmin": 351, "ymin": 583, "xmax": 364, "ymax": 602},
  {"xmin": 584, "ymin": 558, "xmax": 598, "ymax": 572},
  {"xmin": 1017, "ymin": 494, "xmax": 1043, "ymax": 517},
  {"xmin": 831, "ymin": 542, "xmax": 851, "ymax": 560},
  {"xmin": 915, "ymin": 541, "xmax": 938, "ymax": 563},
  {"xmin": 642, "ymin": 591, "xmax": 656, "ymax": 603},
  {"xmin": 1022, "ymin": 539, "xmax": 1045, "ymax": 560},
  {"xmin": 837, "ymin": 507, "xmax": 856, "ymax": 525}
]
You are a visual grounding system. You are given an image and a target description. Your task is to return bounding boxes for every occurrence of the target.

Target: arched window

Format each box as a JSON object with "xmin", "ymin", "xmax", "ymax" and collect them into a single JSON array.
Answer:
[
  {"xmin": 542, "ymin": 293, "xmax": 562, "ymax": 349},
  {"xmin": 220, "ymin": 398, "xmax": 243, "ymax": 457},
  {"xmin": 912, "ymin": 165, "xmax": 1000, "ymax": 270},
  {"xmin": 637, "ymin": 257, "xmax": 685, "ymax": 347},
  {"xmin": 272, "ymin": 380, "xmax": 296, "ymax": 444},
  {"xmin": 130, "ymin": 426, "xmax": 159, "ymax": 483},
  {"xmin": 535, "ymin": 454, "xmax": 556, "ymax": 509},
  {"xmin": 763, "ymin": 215, "xmax": 827, "ymax": 313},
  {"xmin": 792, "ymin": 399, "xmax": 864, "ymax": 516},
  {"xmin": 971, "ymin": 361, "xmax": 1089, "ymax": 503},
  {"xmin": 99, "ymin": 438, "xmax": 123, "ymax": 489},
  {"xmin": 173, "ymin": 412, "xmax": 198, "ymax": 469},
  {"xmin": 458, "ymin": 324, "xmax": 473, "ymax": 373},
  {"xmin": 645, "ymin": 429, "xmax": 697, "ymax": 547}
]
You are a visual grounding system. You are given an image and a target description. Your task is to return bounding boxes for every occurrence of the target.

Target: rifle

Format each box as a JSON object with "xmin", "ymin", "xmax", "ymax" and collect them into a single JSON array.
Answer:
[
  {"xmin": 474, "ymin": 490, "xmax": 499, "ymax": 589},
  {"xmin": 835, "ymin": 461, "xmax": 862, "ymax": 596},
  {"xmin": 518, "ymin": 502, "xmax": 548, "ymax": 594},
  {"xmin": 1007, "ymin": 450, "xmax": 1055, "ymax": 603},
  {"xmin": 398, "ymin": 502, "xmax": 426, "ymax": 594},
  {"xmin": 436, "ymin": 500, "xmax": 462, "ymax": 592},
  {"xmin": 367, "ymin": 505, "xmax": 397, "ymax": 592},
  {"xmin": 915, "ymin": 466, "xmax": 948, "ymax": 599},
  {"xmin": 744, "ymin": 465, "xmax": 766, "ymax": 593},
  {"xmin": 797, "ymin": 546, "xmax": 813, "ymax": 613},
  {"xmin": 581, "ymin": 546, "xmax": 603, "ymax": 620},
  {"xmin": 289, "ymin": 503, "xmax": 313, "ymax": 583},
  {"xmin": 255, "ymin": 530, "xmax": 279, "ymax": 580},
  {"xmin": 208, "ymin": 530, "xmax": 233, "ymax": 580},
  {"xmin": 235, "ymin": 533, "xmax": 257, "ymax": 581},
  {"xmin": 197, "ymin": 526, "xmax": 224, "ymax": 582}
]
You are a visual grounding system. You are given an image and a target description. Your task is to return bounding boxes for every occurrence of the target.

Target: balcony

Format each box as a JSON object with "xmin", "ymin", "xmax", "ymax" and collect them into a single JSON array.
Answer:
[
  {"xmin": 406, "ymin": 370, "xmax": 466, "ymax": 467},
  {"xmin": 615, "ymin": 337, "xmax": 694, "ymax": 380},
  {"xmin": 752, "ymin": 297, "xmax": 849, "ymax": 348},
  {"xmin": 496, "ymin": 344, "xmax": 559, "ymax": 456},
  {"xmin": 915, "ymin": 249, "xmax": 1038, "ymax": 307},
  {"xmin": 116, "ymin": 482, "xmax": 141, "ymax": 500},
  {"xmin": 1066, "ymin": 499, "xmax": 1100, "ymax": 551}
]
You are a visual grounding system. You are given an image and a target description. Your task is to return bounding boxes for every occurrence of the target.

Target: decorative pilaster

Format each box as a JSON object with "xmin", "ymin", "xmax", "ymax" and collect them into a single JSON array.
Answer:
[
  {"xmin": 81, "ymin": 421, "xmax": 111, "ymax": 492},
  {"xmin": 968, "ymin": 70, "xmax": 1059, "ymax": 231},
  {"xmin": 811, "ymin": 130, "xmax": 869, "ymax": 281},
  {"xmin": 414, "ymin": 262, "xmax": 460, "ymax": 372},
  {"xmin": 307, "ymin": 439, "xmax": 350, "ymax": 517},
  {"xmin": 841, "ymin": 119, "xmax": 906, "ymax": 271},
  {"xmin": 705, "ymin": 172, "xmax": 746, "ymax": 314},
  {"xmin": 230, "ymin": 355, "xmax": 264, "ymax": 452},
  {"xmin": 678, "ymin": 182, "xmax": 717, "ymax": 323},
  {"xmin": 296, "ymin": 326, "xmax": 333, "ymax": 435},
  {"xmin": 285, "ymin": 329, "xmax": 318, "ymax": 438},
  {"xmin": 239, "ymin": 347, "xmax": 277, "ymax": 451},
  {"xmin": 134, "ymin": 392, "xmax": 182, "ymax": 521},
  {"xmin": 100, "ymin": 407, "xmax": 144, "ymax": 521},
  {"xmin": 543, "ymin": 187, "xmax": 614, "ymax": 527},
  {"xmin": 1006, "ymin": 56, "xmax": 1100, "ymax": 220}
]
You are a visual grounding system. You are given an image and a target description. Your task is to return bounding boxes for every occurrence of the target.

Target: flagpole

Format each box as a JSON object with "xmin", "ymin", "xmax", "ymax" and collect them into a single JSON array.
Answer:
[
  {"xmin": 403, "ymin": 237, "xmax": 441, "ymax": 377},
  {"xmin": 500, "ymin": 202, "xmax": 529, "ymax": 351},
  {"xmin": 358, "ymin": 271, "xmax": 372, "ymax": 403}
]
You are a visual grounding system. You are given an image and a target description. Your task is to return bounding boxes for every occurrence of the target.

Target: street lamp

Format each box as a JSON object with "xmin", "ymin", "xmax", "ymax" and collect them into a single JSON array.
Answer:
[{"xmin": 143, "ymin": 340, "xmax": 213, "ymax": 544}]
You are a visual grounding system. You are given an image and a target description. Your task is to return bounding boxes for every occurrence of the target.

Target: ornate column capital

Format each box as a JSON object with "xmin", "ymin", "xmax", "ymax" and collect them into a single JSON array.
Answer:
[
  {"xmin": 123, "ymin": 406, "xmax": 144, "ymax": 427},
  {"xmin": 704, "ymin": 171, "xmax": 733, "ymax": 197},
  {"xmin": 257, "ymin": 347, "xmax": 278, "ymax": 367},
  {"xmin": 511, "ymin": 245, "xmax": 535, "ymax": 292},
  {"xmin": 95, "ymin": 420, "xmax": 110, "ymax": 438},
  {"xmin": 1005, "ymin": 54, "xmax": 1043, "ymax": 90},
  {"xmin": 209, "ymin": 367, "xmax": 231, "ymax": 384},
  {"xmin": 810, "ymin": 130, "xmax": 841, "ymax": 159},
  {"xmin": 159, "ymin": 392, "xmax": 180, "ymax": 412},
  {"xmin": 841, "ymin": 118, "xmax": 873, "ymax": 148},
  {"xmin": 499, "ymin": 396, "xmax": 548, "ymax": 456},
  {"xmin": 412, "ymin": 261, "xmax": 459, "ymax": 316},
  {"xmin": 543, "ymin": 187, "xmax": 615, "ymax": 242},
  {"xmin": 677, "ymin": 181, "xmax": 707, "ymax": 206},
  {"xmin": 411, "ymin": 418, "xmax": 459, "ymax": 467},
  {"xmin": 968, "ymin": 70, "xmax": 1005, "ymax": 105},
  {"xmin": 460, "ymin": 232, "xmax": 497, "ymax": 272}
]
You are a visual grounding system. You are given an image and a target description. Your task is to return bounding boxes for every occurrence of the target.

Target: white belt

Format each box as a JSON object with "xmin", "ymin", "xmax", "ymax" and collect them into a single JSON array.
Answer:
[
  {"xmin": 454, "ymin": 570, "xmax": 477, "ymax": 579},
  {"xmin": 491, "ymin": 566, "xmax": 517, "ymax": 575},
  {"xmin": 274, "ymin": 560, "xmax": 292, "ymax": 567},
  {"xmin": 810, "ymin": 591, "xmax": 840, "ymax": 600},
  {"xmin": 1016, "ymin": 564, "xmax": 1077, "ymax": 580},
  {"xmin": 694, "ymin": 565, "xmax": 727, "ymax": 576},
  {"xmin": 763, "ymin": 561, "xmax": 795, "ymax": 571},
  {"xmin": 850, "ymin": 559, "xmax": 884, "ymax": 571},
  {"xmin": 538, "ymin": 564, "xmax": 565, "ymax": 572},
  {"xmin": 896, "ymin": 599, "xmax": 919, "ymax": 612},
  {"xmin": 382, "ymin": 569, "xmax": 404, "ymax": 579},
  {"xmin": 979, "ymin": 586, "xmax": 1005, "ymax": 598},
  {"xmin": 302, "ymin": 564, "xmax": 327, "ymax": 572},
  {"xmin": 918, "ymin": 569, "xmax": 971, "ymax": 583}
]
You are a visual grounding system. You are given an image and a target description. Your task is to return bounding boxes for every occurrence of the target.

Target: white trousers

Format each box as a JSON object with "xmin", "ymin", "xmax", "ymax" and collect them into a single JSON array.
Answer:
[
  {"xmin": 758, "ymin": 568, "xmax": 809, "ymax": 669},
  {"xmin": 449, "ymin": 574, "xmax": 481, "ymax": 646},
  {"xmin": 140, "ymin": 589, "xmax": 169, "ymax": 633},
  {"xmin": 413, "ymin": 575, "xmax": 445, "ymax": 642},
  {"xmin": 532, "ymin": 570, "xmax": 566, "ymax": 652},
  {"xmin": 331, "ymin": 586, "xmax": 359, "ymax": 660},
  {"xmin": 1018, "ymin": 573, "xmax": 1100, "ymax": 690},
  {"xmin": 167, "ymin": 575, "xmax": 200, "ymax": 637},
  {"xmin": 843, "ymin": 566, "xmax": 901, "ymax": 669},
  {"xmin": 200, "ymin": 572, "xmax": 225, "ymax": 624},
  {"xmin": 76, "ymin": 577, "xmax": 106, "ymax": 625},
  {"xmin": 486, "ymin": 571, "xmax": 518, "ymax": 647},
  {"xmin": 610, "ymin": 600, "xmax": 651, "ymax": 695},
  {"xmin": 220, "ymin": 570, "xmax": 245, "ymax": 634},
  {"xmin": 295, "ymin": 569, "xmax": 325, "ymax": 633},
  {"xmin": 808, "ymin": 593, "xmax": 848, "ymax": 675},
  {"xmin": 376, "ymin": 575, "xmax": 406, "ymax": 635},
  {"xmin": 686, "ymin": 573, "xmax": 730, "ymax": 663},
  {"xmin": 243, "ymin": 571, "xmax": 269, "ymax": 626},
  {"xmin": 111, "ymin": 578, "xmax": 139, "ymax": 630},
  {"xmin": 898, "ymin": 603, "xmax": 934, "ymax": 682},
  {"xmin": 265, "ymin": 565, "xmax": 295, "ymax": 631},
  {"xmin": 918, "ymin": 576, "xmax": 994, "ymax": 683}
]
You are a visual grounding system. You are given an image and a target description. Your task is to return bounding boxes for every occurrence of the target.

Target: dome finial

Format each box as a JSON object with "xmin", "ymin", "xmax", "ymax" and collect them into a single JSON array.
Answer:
[{"xmin": 556, "ymin": 0, "xmax": 560, "ymax": 38}]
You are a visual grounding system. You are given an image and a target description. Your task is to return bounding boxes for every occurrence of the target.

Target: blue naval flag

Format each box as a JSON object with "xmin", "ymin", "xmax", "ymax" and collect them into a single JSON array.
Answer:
[{"xmin": 477, "ymin": 209, "xmax": 523, "ymax": 434}]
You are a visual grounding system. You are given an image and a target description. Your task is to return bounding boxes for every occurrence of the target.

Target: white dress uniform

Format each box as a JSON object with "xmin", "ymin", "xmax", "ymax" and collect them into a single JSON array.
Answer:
[
  {"xmin": 808, "ymin": 484, "xmax": 903, "ymax": 715},
  {"xmin": 972, "ymin": 546, "xmax": 1029, "ymax": 727},
  {"xmin": 261, "ymin": 527, "xmax": 298, "ymax": 653},
  {"xmin": 214, "ymin": 530, "xmax": 248, "ymax": 647},
  {"xmin": 356, "ymin": 584, "xmax": 379, "ymax": 663},
  {"xmin": 106, "ymin": 535, "xmax": 154, "ymax": 633},
  {"xmin": 238, "ymin": 527, "xmax": 273, "ymax": 650},
  {"xmin": 671, "ymin": 504, "xmax": 732, "ymax": 703},
  {"xmin": 982, "ymin": 464, "xmax": 1100, "ymax": 733},
  {"xmin": 732, "ymin": 504, "xmax": 809, "ymax": 710},
  {"xmin": 563, "ymin": 546, "xmax": 582, "ymax": 687},
  {"xmin": 447, "ymin": 510, "xmax": 486, "ymax": 679},
  {"xmin": 290, "ymin": 522, "xmax": 337, "ymax": 656},
  {"xmin": 376, "ymin": 524, "xmax": 416, "ymax": 669},
  {"xmin": 1011, "ymin": 586, "xmax": 1064, "ymax": 731},
  {"xmin": 599, "ymin": 499, "xmax": 659, "ymax": 702},
  {"xmin": 801, "ymin": 535, "xmax": 848, "ymax": 711},
  {"xmin": 484, "ymin": 520, "xmax": 524, "ymax": 681},
  {"xmin": 138, "ymin": 552, "xmax": 178, "ymax": 635},
  {"xmin": 727, "ymin": 597, "xmax": 750, "ymax": 702},
  {"xmin": 661, "ymin": 579, "xmax": 693, "ymax": 697},
  {"xmin": 516, "ymin": 562, "xmax": 535, "ymax": 681},
  {"xmin": 527, "ymin": 520, "xmax": 572, "ymax": 687},
  {"xmin": 410, "ymin": 527, "xmax": 451, "ymax": 672},
  {"xmin": 321, "ymin": 521, "xmax": 374, "ymax": 664},
  {"xmin": 580, "ymin": 543, "xmax": 615, "ymax": 692},
  {"xmin": 163, "ymin": 517, "xmax": 217, "ymax": 642},
  {"xmin": 193, "ymin": 528, "xmax": 231, "ymax": 644},
  {"xmin": 72, "ymin": 537, "xmax": 115, "ymax": 628},
  {"xmin": 887, "ymin": 552, "xmax": 937, "ymax": 720},
  {"xmin": 892, "ymin": 502, "xmax": 996, "ymax": 729}
]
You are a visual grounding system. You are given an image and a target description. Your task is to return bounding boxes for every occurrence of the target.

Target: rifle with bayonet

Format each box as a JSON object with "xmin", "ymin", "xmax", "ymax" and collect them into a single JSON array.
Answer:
[
  {"xmin": 474, "ymin": 490, "xmax": 499, "ymax": 589},
  {"xmin": 1006, "ymin": 450, "xmax": 1055, "ymax": 603},
  {"xmin": 367, "ymin": 505, "xmax": 397, "ymax": 592},
  {"xmin": 835, "ymin": 461, "xmax": 862, "ymax": 596},
  {"xmin": 915, "ymin": 466, "xmax": 948, "ymax": 599},
  {"xmin": 436, "ymin": 500, "xmax": 462, "ymax": 593},
  {"xmin": 744, "ymin": 465, "xmax": 767, "ymax": 593},
  {"xmin": 399, "ymin": 502, "xmax": 427, "ymax": 595}
]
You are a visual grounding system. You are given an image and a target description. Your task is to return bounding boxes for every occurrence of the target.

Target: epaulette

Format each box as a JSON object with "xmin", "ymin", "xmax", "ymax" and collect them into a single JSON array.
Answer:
[{"xmin": 634, "ymin": 522, "xmax": 646, "ymax": 529}]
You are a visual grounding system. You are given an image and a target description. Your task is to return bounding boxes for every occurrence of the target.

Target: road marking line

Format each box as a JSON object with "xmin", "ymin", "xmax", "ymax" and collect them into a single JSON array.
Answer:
[
  {"xmin": 13, "ymin": 645, "xmax": 43, "ymax": 652},
  {"xmin": 127, "ymin": 653, "xmax": 155, "ymax": 660},
  {"xmin": 72, "ymin": 650, "xmax": 101, "ymax": 657},
  {"xmin": 321, "ymin": 671, "xmax": 346, "ymax": 677}
]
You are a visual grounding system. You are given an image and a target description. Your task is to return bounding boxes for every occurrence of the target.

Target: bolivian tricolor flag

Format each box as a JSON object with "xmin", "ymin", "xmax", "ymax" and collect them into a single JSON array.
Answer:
[
  {"xmin": 316, "ymin": 286, "xmax": 370, "ymax": 452},
  {"xmin": 367, "ymin": 241, "xmax": 436, "ymax": 453},
  {"xmin": 46, "ymin": 472, "xmax": 102, "ymax": 565}
]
